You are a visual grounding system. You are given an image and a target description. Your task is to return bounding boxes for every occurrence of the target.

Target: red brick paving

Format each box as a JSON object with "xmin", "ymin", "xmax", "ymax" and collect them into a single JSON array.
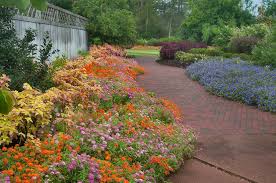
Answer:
[{"xmin": 136, "ymin": 57, "xmax": 276, "ymax": 183}]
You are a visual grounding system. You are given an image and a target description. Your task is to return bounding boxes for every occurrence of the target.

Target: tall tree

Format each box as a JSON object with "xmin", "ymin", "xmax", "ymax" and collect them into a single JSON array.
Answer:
[
  {"xmin": 129, "ymin": 0, "xmax": 188, "ymax": 39},
  {"xmin": 48, "ymin": 0, "xmax": 74, "ymax": 10},
  {"xmin": 73, "ymin": 0, "xmax": 137, "ymax": 45},
  {"xmin": 180, "ymin": 0, "xmax": 256, "ymax": 41}
]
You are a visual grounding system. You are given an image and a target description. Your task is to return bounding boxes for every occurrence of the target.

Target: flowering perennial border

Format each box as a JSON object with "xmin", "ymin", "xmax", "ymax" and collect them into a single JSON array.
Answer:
[{"xmin": 0, "ymin": 45, "xmax": 195, "ymax": 183}]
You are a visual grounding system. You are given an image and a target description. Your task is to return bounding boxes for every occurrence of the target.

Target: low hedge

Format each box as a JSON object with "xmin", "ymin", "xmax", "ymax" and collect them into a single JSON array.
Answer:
[
  {"xmin": 189, "ymin": 47, "xmax": 224, "ymax": 56},
  {"xmin": 189, "ymin": 47, "xmax": 252, "ymax": 61},
  {"xmin": 175, "ymin": 52, "xmax": 210, "ymax": 66}
]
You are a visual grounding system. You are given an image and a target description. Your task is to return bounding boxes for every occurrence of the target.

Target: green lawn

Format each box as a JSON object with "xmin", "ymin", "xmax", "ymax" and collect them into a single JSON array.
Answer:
[{"xmin": 127, "ymin": 49, "xmax": 160, "ymax": 57}]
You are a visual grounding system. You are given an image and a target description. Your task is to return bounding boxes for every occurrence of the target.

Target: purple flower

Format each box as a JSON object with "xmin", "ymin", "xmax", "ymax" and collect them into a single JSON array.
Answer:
[{"xmin": 4, "ymin": 176, "xmax": 10, "ymax": 183}]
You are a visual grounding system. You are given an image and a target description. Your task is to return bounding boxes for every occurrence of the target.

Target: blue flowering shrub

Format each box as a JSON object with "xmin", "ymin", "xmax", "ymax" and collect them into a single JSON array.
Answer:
[{"xmin": 187, "ymin": 59, "xmax": 276, "ymax": 112}]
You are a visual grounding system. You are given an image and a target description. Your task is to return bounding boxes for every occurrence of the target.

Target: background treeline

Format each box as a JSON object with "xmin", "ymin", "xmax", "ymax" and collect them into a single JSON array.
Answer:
[{"xmin": 48, "ymin": 0, "xmax": 275, "ymax": 46}]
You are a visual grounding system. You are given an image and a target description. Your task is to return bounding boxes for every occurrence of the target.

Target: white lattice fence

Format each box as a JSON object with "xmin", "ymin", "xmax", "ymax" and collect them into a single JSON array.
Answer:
[{"xmin": 13, "ymin": 4, "xmax": 88, "ymax": 60}]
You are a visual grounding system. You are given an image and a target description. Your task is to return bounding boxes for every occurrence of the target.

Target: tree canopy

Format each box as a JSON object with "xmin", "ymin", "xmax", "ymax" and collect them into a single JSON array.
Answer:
[
  {"xmin": 0, "ymin": 0, "xmax": 48, "ymax": 11},
  {"xmin": 73, "ymin": 0, "xmax": 137, "ymax": 45},
  {"xmin": 180, "ymin": 0, "xmax": 256, "ymax": 41}
]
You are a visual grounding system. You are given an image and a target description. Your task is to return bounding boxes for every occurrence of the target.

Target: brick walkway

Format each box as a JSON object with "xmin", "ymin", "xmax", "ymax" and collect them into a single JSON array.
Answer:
[{"xmin": 136, "ymin": 57, "xmax": 276, "ymax": 183}]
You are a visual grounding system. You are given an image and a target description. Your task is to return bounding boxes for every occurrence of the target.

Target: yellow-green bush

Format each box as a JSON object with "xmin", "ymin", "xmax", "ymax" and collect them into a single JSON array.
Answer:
[
  {"xmin": 175, "ymin": 52, "xmax": 210, "ymax": 65},
  {"xmin": 0, "ymin": 84, "xmax": 54, "ymax": 145}
]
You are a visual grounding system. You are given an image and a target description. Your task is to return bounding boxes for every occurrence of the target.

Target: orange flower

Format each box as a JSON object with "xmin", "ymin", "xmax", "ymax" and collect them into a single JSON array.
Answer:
[
  {"xmin": 161, "ymin": 98, "xmax": 182, "ymax": 120},
  {"xmin": 2, "ymin": 169, "xmax": 14, "ymax": 176},
  {"xmin": 105, "ymin": 151, "xmax": 111, "ymax": 161},
  {"xmin": 126, "ymin": 103, "xmax": 136, "ymax": 113},
  {"xmin": 2, "ymin": 147, "xmax": 7, "ymax": 151},
  {"xmin": 149, "ymin": 156, "xmax": 173, "ymax": 174},
  {"xmin": 2, "ymin": 158, "xmax": 8, "ymax": 165}
]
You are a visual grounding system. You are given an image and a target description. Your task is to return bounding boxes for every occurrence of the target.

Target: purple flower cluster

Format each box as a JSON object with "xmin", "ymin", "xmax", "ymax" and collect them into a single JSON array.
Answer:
[
  {"xmin": 160, "ymin": 41, "xmax": 207, "ymax": 59},
  {"xmin": 187, "ymin": 59, "xmax": 276, "ymax": 112},
  {"xmin": 76, "ymin": 120, "xmax": 122, "ymax": 152},
  {"xmin": 46, "ymin": 152, "xmax": 99, "ymax": 183}
]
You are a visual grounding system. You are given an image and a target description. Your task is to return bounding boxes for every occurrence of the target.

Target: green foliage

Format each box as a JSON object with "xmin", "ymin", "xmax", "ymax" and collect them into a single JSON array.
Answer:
[
  {"xmin": 0, "ymin": 89, "xmax": 15, "ymax": 115},
  {"xmin": 230, "ymin": 36, "xmax": 260, "ymax": 54},
  {"xmin": 233, "ymin": 23, "xmax": 270, "ymax": 39},
  {"xmin": 188, "ymin": 47, "xmax": 252, "ymax": 61},
  {"xmin": 48, "ymin": 0, "xmax": 73, "ymax": 10},
  {"xmin": 136, "ymin": 37, "xmax": 182, "ymax": 46},
  {"xmin": 180, "ymin": 0, "xmax": 255, "ymax": 42},
  {"xmin": 130, "ymin": 0, "xmax": 188, "ymax": 39},
  {"xmin": 262, "ymin": 0, "xmax": 276, "ymax": 17},
  {"xmin": 73, "ymin": 0, "xmax": 137, "ymax": 46},
  {"xmin": 222, "ymin": 52, "xmax": 252, "ymax": 61},
  {"xmin": 51, "ymin": 56, "xmax": 67, "ymax": 71},
  {"xmin": 78, "ymin": 50, "xmax": 89, "ymax": 57},
  {"xmin": 97, "ymin": 10, "xmax": 137, "ymax": 45},
  {"xmin": 0, "ymin": 7, "xmax": 56, "ymax": 91},
  {"xmin": 149, "ymin": 37, "xmax": 182, "ymax": 46},
  {"xmin": 189, "ymin": 47, "xmax": 224, "ymax": 56},
  {"xmin": 252, "ymin": 24, "xmax": 276, "ymax": 68},
  {"xmin": 0, "ymin": 0, "xmax": 47, "ymax": 11},
  {"xmin": 212, "ymin": 25, "xmax": 235, "ymax": 47},
  {"xmin": 211, "ymin": 23, "xmax": 270, "ymax": 50},
  {"xmin": 175, "ymin": 52, "xmax": 210, "ymax": 64},
  {"xmin": 136, "ymin": 39, "xmax": 148, "ymax": 46}
]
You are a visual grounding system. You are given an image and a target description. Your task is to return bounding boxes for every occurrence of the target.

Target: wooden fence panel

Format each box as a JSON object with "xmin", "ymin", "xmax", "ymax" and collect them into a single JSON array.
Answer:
[{"xmin": 13, "ymin": 4, "xmax": 88, "ymax": 60}]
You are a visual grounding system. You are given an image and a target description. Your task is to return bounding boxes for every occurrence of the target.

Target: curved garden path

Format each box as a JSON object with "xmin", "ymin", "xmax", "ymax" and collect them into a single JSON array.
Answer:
[{"xmin": 136, "ymin": 57, "xmax": 276, "ymax": 183}]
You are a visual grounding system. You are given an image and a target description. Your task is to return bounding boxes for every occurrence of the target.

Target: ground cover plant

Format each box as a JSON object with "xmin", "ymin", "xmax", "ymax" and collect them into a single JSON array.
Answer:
[
  {"xmin": 187, "ymin": 59, "xmax": 276, "ymax": 112},
  {"xmin": 0, "ymin": 45, "xmax": 195, "ymax": 182}
]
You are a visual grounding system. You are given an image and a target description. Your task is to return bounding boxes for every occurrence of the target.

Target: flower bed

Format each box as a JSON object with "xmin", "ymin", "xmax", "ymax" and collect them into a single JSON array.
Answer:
[
  {"xmin": 187, "ymin": 59, "xmax": 276, "ymax": 112},
  {"xmin": 0, "ymin": 45, "xmax": 195, "ymax": 182}
]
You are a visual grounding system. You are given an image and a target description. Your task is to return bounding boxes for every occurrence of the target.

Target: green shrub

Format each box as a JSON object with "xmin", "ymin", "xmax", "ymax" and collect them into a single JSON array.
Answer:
[
  {"xmin": 0, "ymin": 7, "xmax": 56, "ymax": 91},
  {"xmin": 213, "ymin": 24, "xmax": 270, "ymax": 48},
  {"xmin": 136, "ymin": 39, "xmax": 148, "ymax": 45},
  {"xmin": 212, "ymin": 25, "xmax": 235, "ymax": 47},
  {"xmin": 147, "ymin": 37, "xmax": 182, "ymax": 46},
  {"xmin": 229, "ymin": 36, "xmax": 260, "ymax": 54},
  {"xmin": 175, "ymin": 52, "xmax": 210, "ymax": 65},
  {"xmin": 252, "ymin": 25, "xmax": 276, "ymax": 68},
  {"xmin": 189, "ymin": 47, "xmax": 224, "ymax": 56},
  {"xmin": 78, "ymin": 50, "xmax": 89, "ymax": 57},
  {"xmin": 222, "ymin": 52, "xmax": 252, "ymax": 61},
  {"xmin": 233, "ymin": 23, "xmax": 270, "ymax": 39},
  {"xmin": 51, "ymin": 56, "xmax": 68, "ymax": 71}
]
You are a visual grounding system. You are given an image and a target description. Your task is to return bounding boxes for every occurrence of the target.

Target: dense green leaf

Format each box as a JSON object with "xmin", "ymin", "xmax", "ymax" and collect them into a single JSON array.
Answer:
[
  {"xmin": 0, "ymin": 0, "xmax": 30, "ymax": 10},
  {"xmin": 0, "ymin": 89, "xmax": 15, "ymax": 114},
  {"xmin": 30, "ymin": 0, "xmax": 47, "ymax": 11},
  {"xmin": 0, "ymin": 0, "xmax": 47, "ymax": 11}
]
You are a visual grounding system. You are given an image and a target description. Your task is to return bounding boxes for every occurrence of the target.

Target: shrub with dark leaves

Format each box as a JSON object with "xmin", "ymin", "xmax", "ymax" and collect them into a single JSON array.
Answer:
[
  {"xmin": 160, "ymin": 41, "xmax": 207, "ymax": 59},
  {"xmin": 187, "ymin": 59, "xmax": 276, "ymax": 112},
  {"xmin": 230, "ymin": 36, "xmax": 260, "ymax": 54}
]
